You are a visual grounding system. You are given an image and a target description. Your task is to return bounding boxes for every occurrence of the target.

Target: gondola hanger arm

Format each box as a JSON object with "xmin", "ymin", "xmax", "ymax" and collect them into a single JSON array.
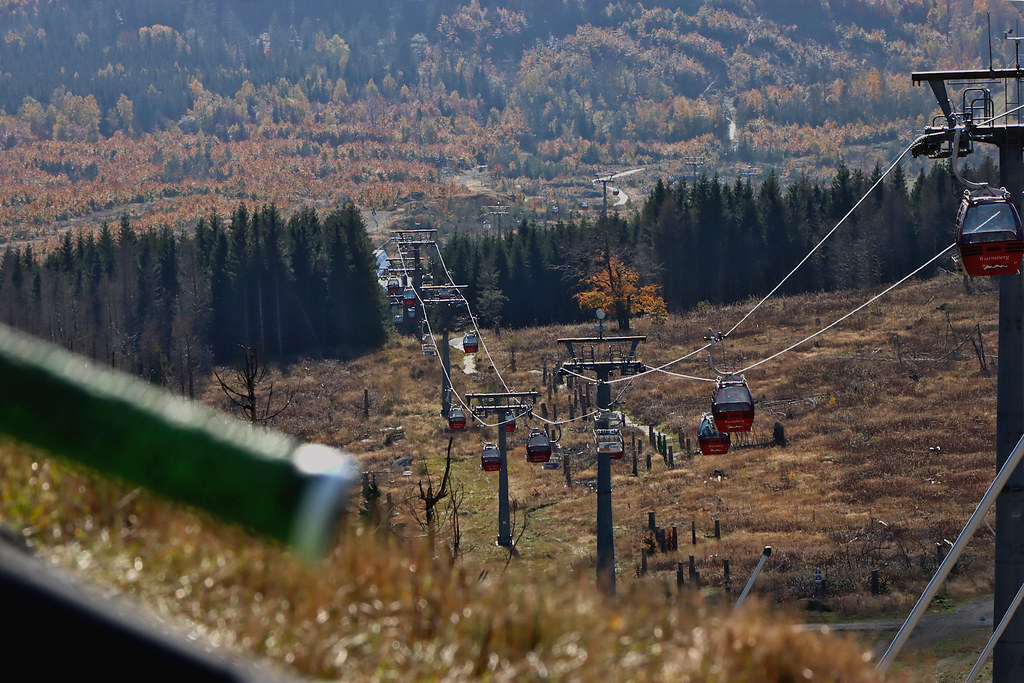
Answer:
[
  {"xmin": 704, "ymin": 329, "xmax": 733, "ymax": 378},
  {"xmin": 950, "ymin": 123, "xmax": 988, "ymax": 192}
]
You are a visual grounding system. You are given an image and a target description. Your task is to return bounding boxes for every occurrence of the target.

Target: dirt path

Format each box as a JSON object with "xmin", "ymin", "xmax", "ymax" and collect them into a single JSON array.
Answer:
[{"xmin": 807, "ymin": 595, "xmax": 993, "ymax": 655}]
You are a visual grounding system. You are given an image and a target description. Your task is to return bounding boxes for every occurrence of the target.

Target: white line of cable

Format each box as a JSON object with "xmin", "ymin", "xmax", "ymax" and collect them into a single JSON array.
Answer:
[
  {"xmin": 386, "ymin": 239, "xmax": 508, "ymax": 429},
  {"xmin": 396, "ymin": 262, "xmax": 500, "ymax": 430},
  {"xmin": 429, "ymin": 241, "xmax": 514, "ymax": 395},
  {"xmin": 600, "ymin": 133, "xmax": 925, "ymax": 385},
  {"xmin": 737, "ymin": 243, "xmax": 956, "ymax": 374},
  {"xmin": 616, "ymin": 343, "xmax": 712, "ymax": 379},
  {"xmin": 636, "ymin": 367, "xmax": 717, "ymax": 383},
  {"xmin": 722, "ymin": 134, "xmax": 927, "ymax": 340}
]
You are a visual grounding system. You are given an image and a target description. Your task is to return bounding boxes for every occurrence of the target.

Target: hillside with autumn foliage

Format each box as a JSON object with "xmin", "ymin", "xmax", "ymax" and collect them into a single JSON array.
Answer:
[{"xmin": 0, "ymin": 0, "xmax": 1013, "ymax": 246}]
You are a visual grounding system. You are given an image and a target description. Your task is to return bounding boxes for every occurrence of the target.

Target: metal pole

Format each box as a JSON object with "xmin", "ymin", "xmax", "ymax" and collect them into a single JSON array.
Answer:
[
  {"xmin": 995, "ymin": 129, "xmax": 1024, "ymax": 683},
  {"xmin": 734, "ymin": 546, "xmax": 772, "ymax": 611},
  {"xmin": 878, "ymin": 432, "xmax": 1024, "ymax": 672},
  {"xmin": 967, "ymin": 578, "xmax": 1024, "ymax": 682},
  {"xmin": 497, "ymin": 408, "xmax": 512, "ymax": 547},
  {"xmin": 440, "ymin": 324, "xmax": 451, "ymax": 417},
  {"xmin": 595, "ymin": 377, "xmax": 615, "ymax": 595}
]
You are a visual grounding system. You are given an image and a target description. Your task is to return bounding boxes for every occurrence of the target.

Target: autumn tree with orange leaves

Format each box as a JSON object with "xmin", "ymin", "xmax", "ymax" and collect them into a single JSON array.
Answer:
[{"xmin": 575, "ymin": 252, "xmax": 666, "ymax": 331}]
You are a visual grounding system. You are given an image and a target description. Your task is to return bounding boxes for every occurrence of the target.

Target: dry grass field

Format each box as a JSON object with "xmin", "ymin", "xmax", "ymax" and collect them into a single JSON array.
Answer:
[
  {"xmin": 249, "ymin": 270, "xmax": 1000, "ymax": 613},
  {"xmin": 0, "ymin": 269, "xmax": 1005, "ymax": 680}
]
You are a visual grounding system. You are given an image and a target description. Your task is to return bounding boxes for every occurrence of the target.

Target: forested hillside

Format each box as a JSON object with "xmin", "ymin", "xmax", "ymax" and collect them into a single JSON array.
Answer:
[
  {"xmin": 0, "ymin": 204, "xmax": 386, "ymax": 390},
  {"xmin": 4, "ymin": 155, "xmax": 964, "ymax": 386},
  {"xmin": 0, "ymin": 0, "xmax": 1012, "ymax": 382},
  {"xmin": 440, "ymin": 159, "xmax": 965, "ymax": 329},
  {"xmin": 0, "ymin": 0, "xmax": 1011, "ymax": 241}
]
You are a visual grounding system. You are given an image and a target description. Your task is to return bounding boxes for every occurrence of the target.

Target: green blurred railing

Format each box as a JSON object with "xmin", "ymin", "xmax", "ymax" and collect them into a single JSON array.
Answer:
[{"xmin": 0, "ymin": 324, "xmax": 356, "ymax": 560}]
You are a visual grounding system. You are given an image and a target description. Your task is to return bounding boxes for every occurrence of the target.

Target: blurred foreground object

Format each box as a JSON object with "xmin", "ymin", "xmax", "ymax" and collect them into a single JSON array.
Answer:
[
  {"xmin": 0, "ymin": 533, "xmax": 291, "ymax": 682},
  {"xmin": 0, "ymin": 324, "xmax": 356, "ymax": 560}
]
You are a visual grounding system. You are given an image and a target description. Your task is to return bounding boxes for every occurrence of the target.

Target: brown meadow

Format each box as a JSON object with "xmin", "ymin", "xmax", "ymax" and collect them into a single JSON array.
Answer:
[{"xmin": 0, "ymin": 270, "xmax": 1002, "ymax": 679}]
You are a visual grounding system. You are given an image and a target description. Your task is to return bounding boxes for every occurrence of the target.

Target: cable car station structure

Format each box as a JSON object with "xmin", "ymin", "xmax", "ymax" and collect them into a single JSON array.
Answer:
[
  {"xmin": 907, "ymin": 65, "xmax": 1024, "ymax": 682},
  {"xmin": 558, "ymin": 333, "xmax": 645, "ymax": 595}
]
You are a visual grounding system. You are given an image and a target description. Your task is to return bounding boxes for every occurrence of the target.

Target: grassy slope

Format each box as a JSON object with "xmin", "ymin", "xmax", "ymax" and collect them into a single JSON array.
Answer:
[{"xmin": 1, "ymin": 269, "xmax": 1003, "ymax": 680}]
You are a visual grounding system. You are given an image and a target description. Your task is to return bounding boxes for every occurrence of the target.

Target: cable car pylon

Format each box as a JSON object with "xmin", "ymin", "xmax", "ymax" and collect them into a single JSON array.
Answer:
[
  {"xmin": 593, "ymin": 168, "xmax": 641, "ymax": 218},
  {"xmin": 558, "ymin": 328, "xmax": 646, "ymax": 595},
  {"xmin": 464, "ymin": 392, "xmax": 540, "ymax": 548},
  {"xmin": 907, "ymin": 64, "xmax": 1024, "ymax": 682}
]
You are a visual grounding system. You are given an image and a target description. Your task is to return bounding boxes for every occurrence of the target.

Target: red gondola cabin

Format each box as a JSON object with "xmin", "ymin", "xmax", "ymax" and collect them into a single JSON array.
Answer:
[
  {"xmin": 712, "ymin": 376, "xmax": 755, "ymax": 433},
  {"xmin": 403, "ymin": 288, "xmax": 417, "ymax": 307},
  {"xmin": 463, "ymin": 331, "xmax": 478, "ymax": 353},
  {"xmin": 387, "ymin": 278, "xmax": 401, "ymax": 295},
  {"xmin": 955, "ymin": 188, "xmax": 1024, "ymax": 277},
  {"xmin": 447, "ymin": 406, "xmax": 466, "ymax": 431},
  {"xmin": 698, "ymin": 413, "xmax": 731, "ymax": 455},
  {"xmin": 525, "ymin": 429, "xmax": 552, "ymax": 463},
  {"xmin": 481, "ymin": 443, "xmax": 501, "ymax": 472}
]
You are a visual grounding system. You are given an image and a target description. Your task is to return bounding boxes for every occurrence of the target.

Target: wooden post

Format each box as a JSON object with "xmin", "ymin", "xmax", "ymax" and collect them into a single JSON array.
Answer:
[
  {"xmin": 714, "ymin": 519, "xmax": 721, "ymax": 540},
  {"xmin": 676, "ymin": 562, "xmax": 685, "ymax": 590},
  {"xmin": 724, "ymin": 559, "xmax": 732, "ymax": 595},
  {"xmin": 656, "ymin": 527, "xmax": 667, "ymax": 552},
  {"xmin": 648, "ymin": 511, "xmax": 657, "ymax": 531},
  {"xmin": 691, "ymin": 520, "xmax": 697, "ymax": 545},
  {"xmin": 668, "ymin": 445, "xmax": 674, "ymax": 469},
  {"xmin": 363, "ymin": 388, "xmax": 369, "ymax": 417},
  {"xmin": 693, "ymin": 569, "xmax": 700, "ymax": 589},
  {"xmin": 632, "ymin": 452, "xmax": 638, "ymax": 476},
  {"xmin": 671, "ymin": 525, "xmax": 678, "ymax": 551},
  {"xmin": 649, "ymin": 424, "xmax": 655, "ymax": 446},
  {"xmin": 645, "ymin": 443, "xmax": 651, "ymax": 472},
  {"xmin": 773, "ymin": 421, "xmax": 787, "ymax": 446},
  {"xmin": 689, "ymin": 555, "xmax": 696, "ymax": 580},
  {"xmin": 641, "ymin": 548, "xmax": 648, "ymax": 576},
  {"xmin": 871, "ymin": 569, "xmax": 880, "ymax": 595}
]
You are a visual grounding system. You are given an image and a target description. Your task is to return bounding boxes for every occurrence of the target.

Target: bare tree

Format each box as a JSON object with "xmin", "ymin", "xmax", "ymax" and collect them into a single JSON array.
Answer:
[
  {"xmin": 413, "ymin": 439, "xmax": 464, "ymax": 562},
  {"xmin": 503, "ymin": 498, "xmax": 530, "ymax": 569},
  {"xmin": 415, "ymin": 439, "xmax": 454, "ymax": 540},
  {"xmin": 214, "ymin": 344, "xmax": 291, "ymax": 424},
  {"xmin": 446, "ymin": 479, "xmax": 464, "ymax": 563}
]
